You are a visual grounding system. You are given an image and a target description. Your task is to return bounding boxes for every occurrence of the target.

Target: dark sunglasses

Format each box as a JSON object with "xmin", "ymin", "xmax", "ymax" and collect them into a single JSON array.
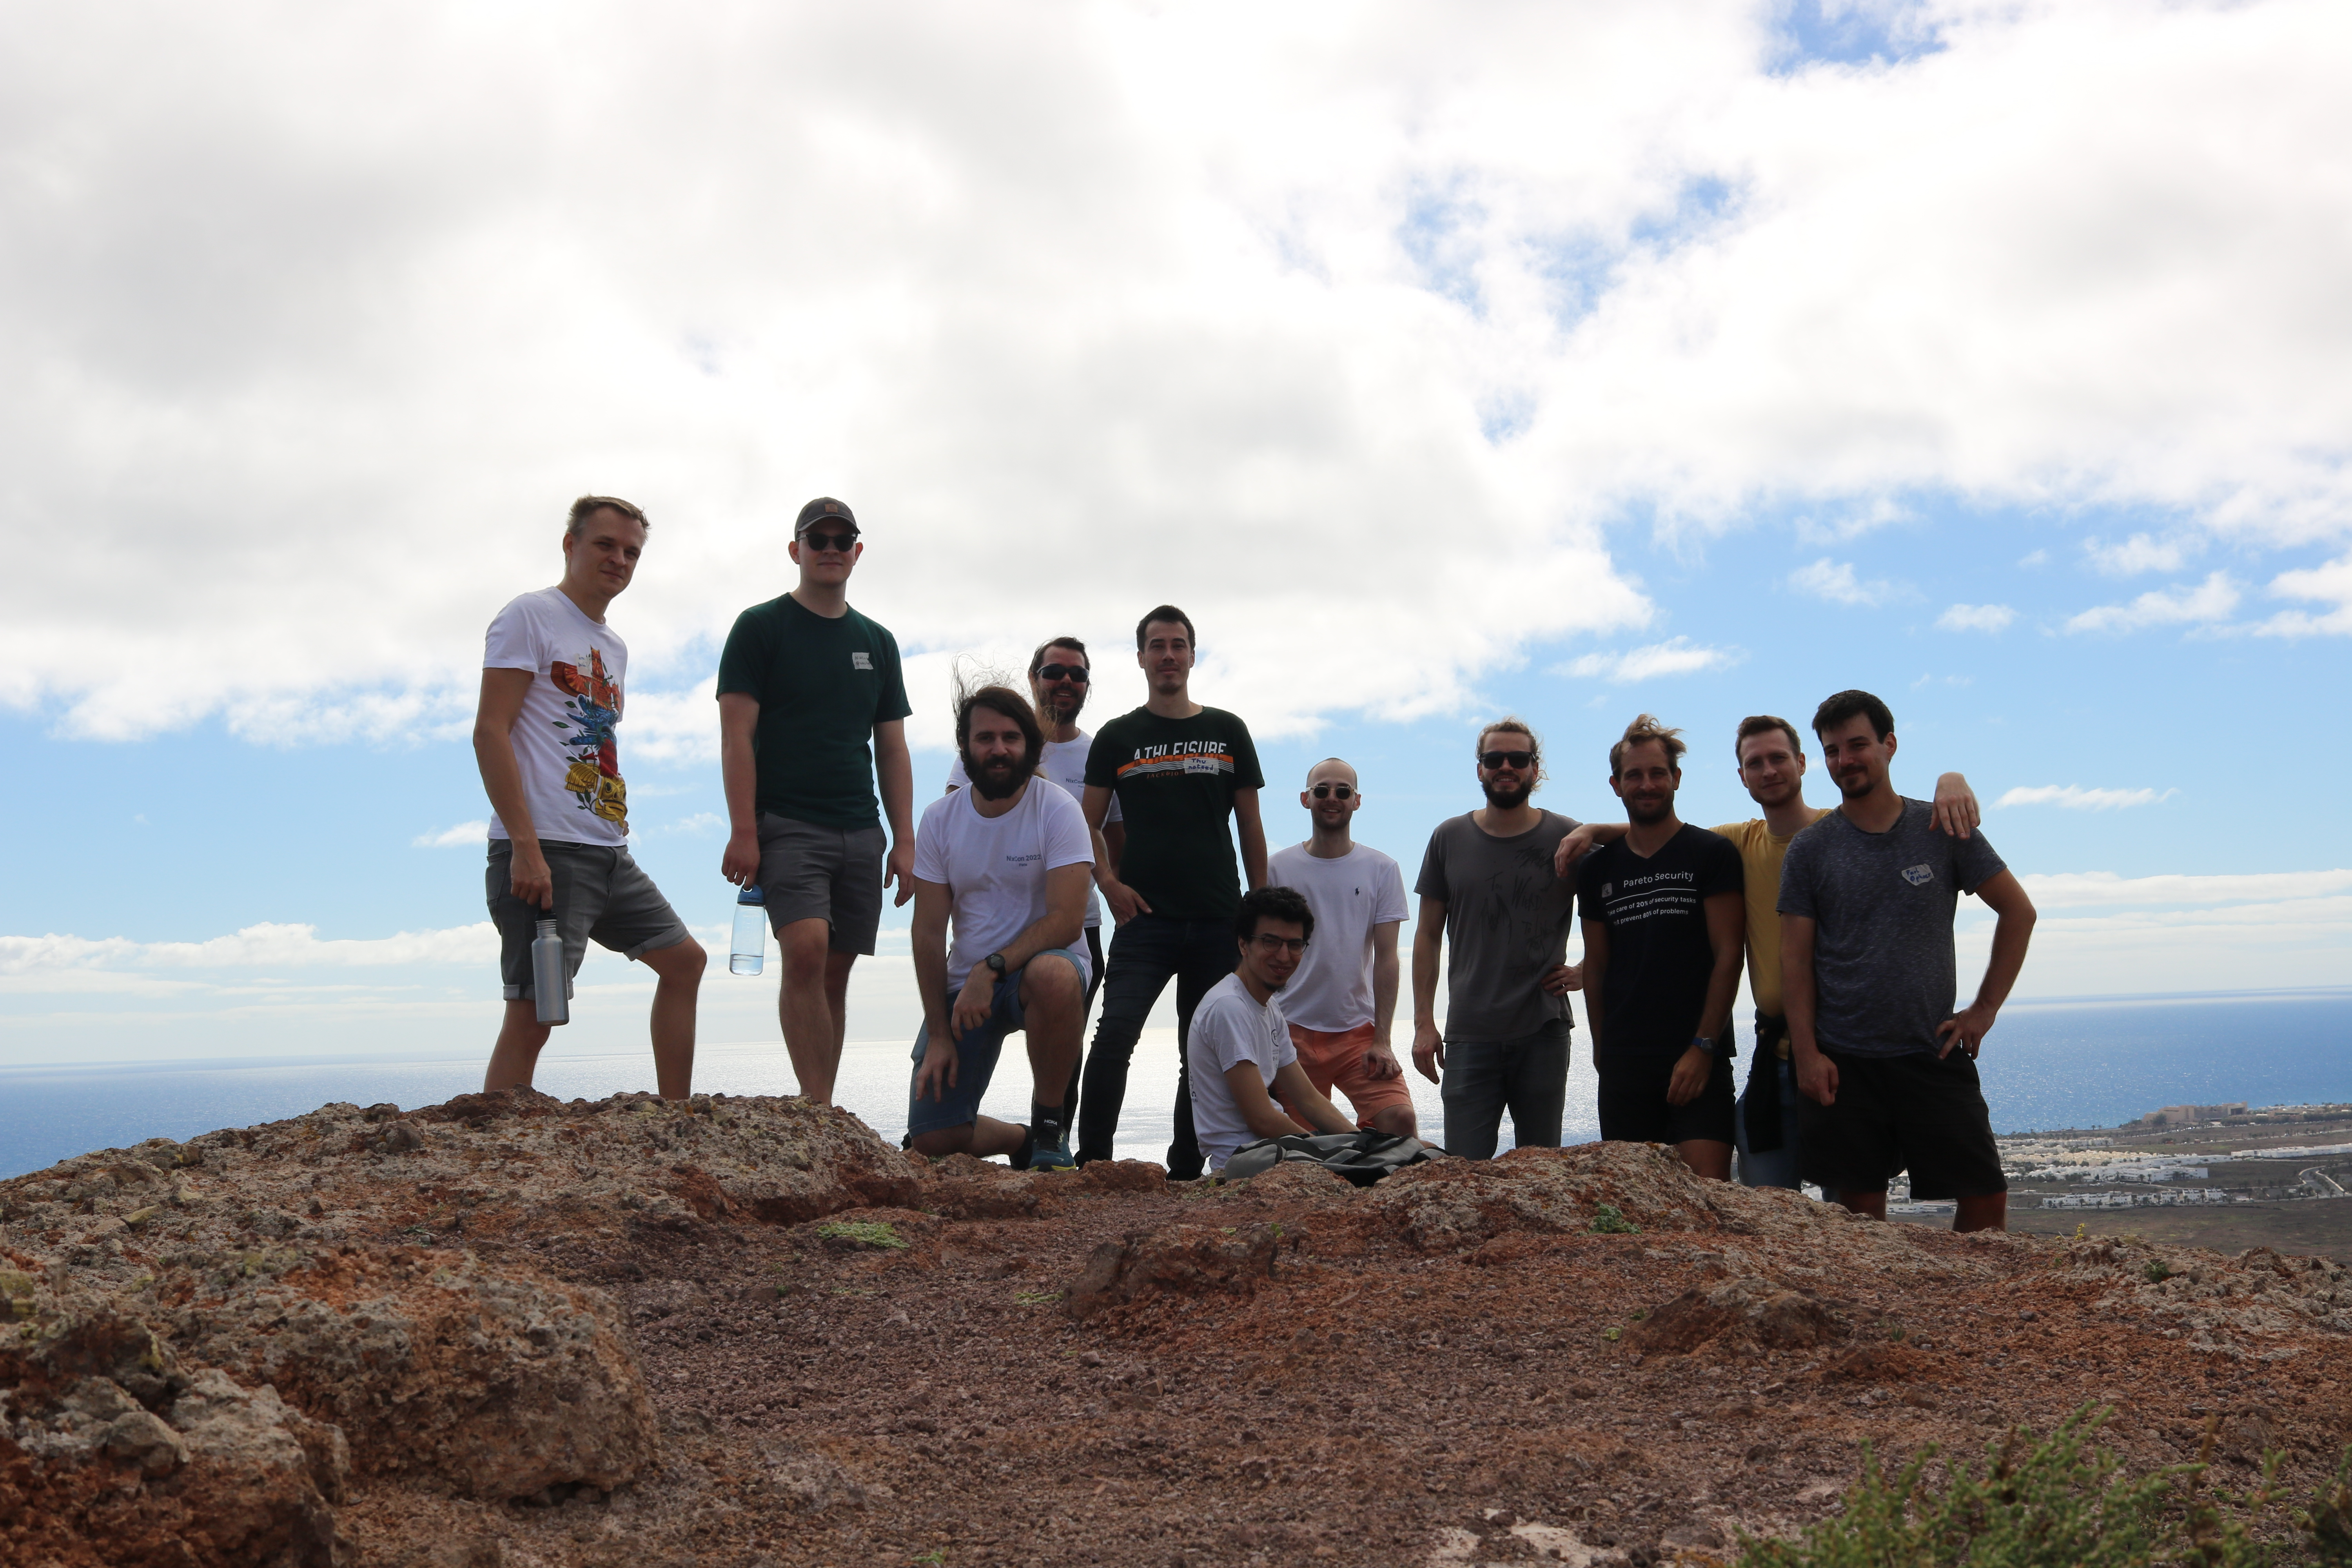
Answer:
[
  {"xmin": 799, "ymin": 530, "xmax": 859, "ymax": 553},
  {"xmin": 1309, "ymin": 783, "xmax": 1354, "ymax": 800},
  {"xmin": 1036, "ymin": 664, "xmax": 1090, "ymax": 683},
  {"xmin": 1479, "ymin": 750, "xmax": 1535, "ymax": 770},
  {"xmin": 1249, "ymin": 933, "xmax": 1308, "ymax": 955}
]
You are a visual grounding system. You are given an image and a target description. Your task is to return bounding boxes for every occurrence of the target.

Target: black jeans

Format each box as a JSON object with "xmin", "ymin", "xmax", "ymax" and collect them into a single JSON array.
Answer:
[{"xmin": 1076, "ymin": 914, "xmax": 1237, "ymax": 1178}]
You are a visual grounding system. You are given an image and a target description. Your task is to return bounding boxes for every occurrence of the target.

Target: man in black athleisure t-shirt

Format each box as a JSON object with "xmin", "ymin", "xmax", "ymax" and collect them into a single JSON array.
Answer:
[{"xmin": 1575, "ymin": 715, "xmax": 1745, "ymax": 1179}]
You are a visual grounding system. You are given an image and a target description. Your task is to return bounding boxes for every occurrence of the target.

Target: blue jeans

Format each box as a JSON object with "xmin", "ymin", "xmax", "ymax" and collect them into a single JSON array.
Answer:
[
  {"xmin": 1736, "ymin": 1053, "xmax": 1804, "ymax": 1190},
  {"xmin": 1440, "ymin": 1021, "xmax": 1570, "ymax": 1160},
  {"xmin": 1076, "ymin": 914, "xmax": 1236, "ymax": 1178}
]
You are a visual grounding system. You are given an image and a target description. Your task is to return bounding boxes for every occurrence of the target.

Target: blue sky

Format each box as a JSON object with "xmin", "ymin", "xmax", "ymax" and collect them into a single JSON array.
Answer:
[{"xmin": 4, "ymin": 1, "xmax": 2351, "ymax": 1068}]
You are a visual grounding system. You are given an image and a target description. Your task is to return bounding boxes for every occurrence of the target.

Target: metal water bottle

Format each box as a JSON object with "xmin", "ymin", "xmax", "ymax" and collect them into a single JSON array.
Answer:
[
  {"xmin": 731, "ymin": 884, "xmax": 766, "ymax": 976},
  {"xmin": 531, "ymin": 918, "xmax": 569, "ymax": 1025}
]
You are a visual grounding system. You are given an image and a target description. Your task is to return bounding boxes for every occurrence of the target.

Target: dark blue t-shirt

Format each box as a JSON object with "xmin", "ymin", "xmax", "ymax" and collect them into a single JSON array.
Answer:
[{"xmin": 1576, "ymin": 824, "xmax": 1743, "ymax": 1058}]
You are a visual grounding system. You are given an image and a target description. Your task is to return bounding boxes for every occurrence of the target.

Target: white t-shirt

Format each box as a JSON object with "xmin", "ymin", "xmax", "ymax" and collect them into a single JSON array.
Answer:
[
  {"xmin": 1187, "ymin": 972, "xmax": 1299, "ymax": 1172},
  {"xmin": 1264, "ymin": 842, "xmax": 1410, "ymax": 1033},
  {"xmin": 482, "ymin": 587, "xmax": 630, "ymax": 847},
  {"xmin": 912, "ymin": 778, "xmax": 1096, "ymax": 991},
  {"xmin": 946, "ymin": 732, "xmax": 1121, "ymax": 929}
]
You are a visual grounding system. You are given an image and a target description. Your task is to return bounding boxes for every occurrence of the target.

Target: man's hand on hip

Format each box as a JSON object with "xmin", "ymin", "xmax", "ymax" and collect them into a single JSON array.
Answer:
[
  {"xmin": 1936, "ymin": 1003, "xmax": 1997, "ymax": 1059},
  {"xmin": 1539, "ymin": 963, "xmax": 1580, "ymax": 996}
]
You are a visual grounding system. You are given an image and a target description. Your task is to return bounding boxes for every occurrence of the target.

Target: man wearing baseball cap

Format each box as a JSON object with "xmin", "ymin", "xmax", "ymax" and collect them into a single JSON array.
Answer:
[{"xmin": 718, "ymin": 497, "xmax": 916, "ymax": 1107}]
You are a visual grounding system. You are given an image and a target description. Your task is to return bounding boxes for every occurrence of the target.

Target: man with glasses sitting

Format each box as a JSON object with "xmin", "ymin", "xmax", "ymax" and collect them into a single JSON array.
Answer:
[
  {"xmin": 1266, "ymin": 759, "xmax": 1417, "ymax": 1138},
  {"xmin": 945, "ymin": 637, "xmax": 1125, "ymax": 1122},
  {"xmin": 1186, "ymin": 886, "xmax": 1361, "ymax": 1175},
  {"xmin": 717, "ymin": 496, "xmax": 915, "ymax": 1109},
  {"xmin": 1410, "ymin": 719, "xmax": 1583, "ymax": 1158}
]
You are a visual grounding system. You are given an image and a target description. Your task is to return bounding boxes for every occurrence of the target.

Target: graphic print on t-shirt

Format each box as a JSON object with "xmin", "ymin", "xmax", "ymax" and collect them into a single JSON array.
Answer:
[{"xmin": 548, "ymin": 646, "xmax": 627, "ymax": 826}]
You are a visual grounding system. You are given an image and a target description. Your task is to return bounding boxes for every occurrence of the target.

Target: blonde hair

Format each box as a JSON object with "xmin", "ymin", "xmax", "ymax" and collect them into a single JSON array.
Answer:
[{"xmin": 1609, "ymin": 714, "xmax": 1685, "ymax": 778}]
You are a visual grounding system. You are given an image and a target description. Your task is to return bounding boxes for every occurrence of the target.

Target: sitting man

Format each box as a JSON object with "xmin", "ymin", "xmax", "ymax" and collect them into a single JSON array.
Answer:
[
  {"xmin": 1186, "ymin": 885, "xmax": 1361, "ymax": 1175},
  {"xmin": 906, "ymin": 685, "xmax": 1094, "ymax": 1169}
]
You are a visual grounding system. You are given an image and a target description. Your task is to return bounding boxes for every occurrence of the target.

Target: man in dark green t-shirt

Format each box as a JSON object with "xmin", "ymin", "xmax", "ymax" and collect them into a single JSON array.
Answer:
[
  {"xmin": 1078, "ymin": 604, "xmax": 1267, "ymax": 1178},
  {"xmin": 716, "ymin": 497, "xmax": 915, "ymax": 1108}
]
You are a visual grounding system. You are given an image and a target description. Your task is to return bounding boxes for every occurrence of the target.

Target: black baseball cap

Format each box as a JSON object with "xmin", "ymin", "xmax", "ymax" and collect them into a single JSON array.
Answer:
[{"xmin": 795, "ymin": 497, "xmax": 859, "ymax": 536}]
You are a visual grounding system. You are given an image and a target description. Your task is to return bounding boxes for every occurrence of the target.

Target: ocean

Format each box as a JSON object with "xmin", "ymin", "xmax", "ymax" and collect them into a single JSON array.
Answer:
[{"xmin": 3, "ymin": 989, "xmax": 2347, "ymax": 1179}]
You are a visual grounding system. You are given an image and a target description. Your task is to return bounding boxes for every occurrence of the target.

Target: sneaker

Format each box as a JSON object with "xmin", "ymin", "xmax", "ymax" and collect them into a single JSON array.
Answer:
[{"xmin": 1027, "ymin": 1124, "xmax": 1076, "ymax": 1172}]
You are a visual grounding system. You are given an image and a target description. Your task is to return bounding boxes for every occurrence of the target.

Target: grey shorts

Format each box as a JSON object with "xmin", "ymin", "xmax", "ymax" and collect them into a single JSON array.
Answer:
[
  {"xmin": 756, "ymin": 812, "xmax": 887, "ymax": 955},
  {"xmin": 487, "ymin": 839, "xmax": 693, "ymax": 1002}
]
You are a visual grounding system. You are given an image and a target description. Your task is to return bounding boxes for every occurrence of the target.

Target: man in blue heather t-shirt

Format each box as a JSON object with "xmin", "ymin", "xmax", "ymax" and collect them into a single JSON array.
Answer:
[{"xmin": 1778, "ymin": 690, "xmax": 2038, "ymax": 1232}]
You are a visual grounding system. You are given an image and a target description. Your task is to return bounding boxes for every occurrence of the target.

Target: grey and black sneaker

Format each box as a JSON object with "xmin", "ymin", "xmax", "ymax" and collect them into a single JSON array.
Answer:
[{"xmin": 1027, "ymin": 1123, "xmax": 1076, "ymax": 1172}]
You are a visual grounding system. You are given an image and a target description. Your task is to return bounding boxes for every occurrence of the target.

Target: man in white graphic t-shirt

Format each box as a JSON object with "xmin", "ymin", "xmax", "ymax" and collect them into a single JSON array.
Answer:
[
  {"xmin": 475, "ymin": 496, "xmax": 705, "ymax": 1100},
  {"xmin": 1187, "ymin": 887, "xmax": 1359, "ymax": 1174},
  {"xmin": 909, "ymin": 685, "xmax": 1096, "ymax": 1170},
  {"xmin": 945, "ymin": 636, "xmax": 1125, "ymax": 1114},
  {"xmin": 1265, "ymin": 759, "xmax": 1417, "ymax": 1138}
]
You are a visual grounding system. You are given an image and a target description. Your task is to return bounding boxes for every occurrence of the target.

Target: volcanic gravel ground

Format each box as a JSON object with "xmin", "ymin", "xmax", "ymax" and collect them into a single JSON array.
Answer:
[{"xmin": 9, "ymin": 1091, "xmax": 2352, "ymax": 1568}]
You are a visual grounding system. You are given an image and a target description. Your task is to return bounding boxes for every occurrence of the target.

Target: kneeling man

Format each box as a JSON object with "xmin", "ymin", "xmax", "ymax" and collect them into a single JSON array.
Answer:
[
  {"xmin": 908, "ymin": 686, "xmax": 1094, "ymax": 1170},
  {"xmin": 1188, "ymin": 886, "xmax": 1360, "ymax": 1175}
]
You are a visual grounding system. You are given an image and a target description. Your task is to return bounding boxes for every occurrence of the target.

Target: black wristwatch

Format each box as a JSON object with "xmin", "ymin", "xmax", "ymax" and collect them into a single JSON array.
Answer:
[{"xmin": 984, "ymin": 951, "xmax": 1008, "ymax": 976}]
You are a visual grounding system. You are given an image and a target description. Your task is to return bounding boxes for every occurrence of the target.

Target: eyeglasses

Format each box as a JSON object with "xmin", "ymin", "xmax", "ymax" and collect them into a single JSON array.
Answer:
[
  {"xmin": 1479, "ymin": 750, "xmax": 1535, "ymax": 770},
  {"xmin": 1249, "ymin": 933, "xmax": 1308, "ymax": 955},
  {"xmin": 1036, "ymin": 664, "xmax": 1090, "ymax": 684},
  {"xmin": 799, "ymin": 530, "xmax": 859, "ymax": 553},
  {"xmin": 1309, "ymin": 783, "xmax": 1354, "ymax": 800}
]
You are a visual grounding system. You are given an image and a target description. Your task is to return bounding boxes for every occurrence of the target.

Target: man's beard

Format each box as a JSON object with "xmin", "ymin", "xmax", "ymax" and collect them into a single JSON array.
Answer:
[
  {"xmin": 1833, "ymin": 767, "xmax": 1875, "ymax": 799},
  {"xmin": 1039, "ymin": 684, "xmax": 1087, "ymax": 727},
  {"xmin": 1626, "ymin": 793, "xmax": 1675, "ymax": 825},
  {"xmin": 1481, "ymin": 777, "xmax": 1532, "ymax": 811},
  {"xmin": 965, "ymin": 750, "xmax": 1029, "ymax": 800}
]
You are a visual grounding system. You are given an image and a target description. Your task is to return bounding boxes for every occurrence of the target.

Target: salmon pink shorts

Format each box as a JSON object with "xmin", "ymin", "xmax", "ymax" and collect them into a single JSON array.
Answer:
[{"xmin": 1280, "ymin": 1022, "xmax": 1414, "ymax": 1129}]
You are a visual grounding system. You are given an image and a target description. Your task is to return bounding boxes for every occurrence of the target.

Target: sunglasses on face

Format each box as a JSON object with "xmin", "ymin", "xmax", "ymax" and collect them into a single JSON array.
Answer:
[
  {"xmin": 1479, "ymin": 751, "xmax": 1535, "ymax": 770},
  {"xmin": 1309, "ymin": 783, "xmax": 1354, "ymax": 800},
  {"xmin": 799, "ymin": 530, "xmax": 859, "ymax": 553},
  {"xmin": 1036, "ymin": 664, "xmax": 1090, "ymax": 683},
  {"xmin": 1249, "ymin": 933, "xmax": 1308, "ymax": 955}
]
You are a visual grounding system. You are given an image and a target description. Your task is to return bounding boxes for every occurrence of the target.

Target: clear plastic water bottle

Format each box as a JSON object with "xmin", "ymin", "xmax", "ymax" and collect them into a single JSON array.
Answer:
[
  {"xmin": 531, "ymin": 918, "xmax": 569, "ymax": 1026},
  {"xmin": 731, "ymin": 884, "xmax": 766, "ymax": 976}
]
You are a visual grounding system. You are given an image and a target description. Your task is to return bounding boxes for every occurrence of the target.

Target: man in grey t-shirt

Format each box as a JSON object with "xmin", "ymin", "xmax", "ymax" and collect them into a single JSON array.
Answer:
[
  {"xmin": 1779, "ymin": 690, "xmax": 2037, "ymax": 1232},
  {"xmin": 1410, "ymin": 718, "xmax": 1581, "ymax": 1159}
]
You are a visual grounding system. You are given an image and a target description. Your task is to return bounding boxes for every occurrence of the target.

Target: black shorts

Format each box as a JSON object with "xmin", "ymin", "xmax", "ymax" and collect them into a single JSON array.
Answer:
[
  {"xmin": 1797, "ymin": 1049, "xmax": 2007, "ymax": 1200},
  {"xmin": 1596, "ymin": 1048, "xmax": 1737, "ymax": 1146}
]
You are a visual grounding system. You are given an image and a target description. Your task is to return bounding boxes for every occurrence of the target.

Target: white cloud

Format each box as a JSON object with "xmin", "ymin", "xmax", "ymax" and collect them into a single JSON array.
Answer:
[
  {"xmin": 0, "ymin": 3, "xmax": 2350, "ymax": 744},
  {"xmin": 2017, "ymin": 549, "xmax": 2050, "ymax": 568},
  {"xmin": 1996, "ymin": 785, "xmax": 2176, "ymax": 811},
  {"xmin": 412, "ymin": 820, "xmax": 488, "ymax": 848},
  {"xmin": 1936, "ymin": 603, "xmax": 2017, "ymax": 633},
  {"xmin": 1553, "ymin": 636, "xmax": 1743, "ymax": 683},
  {"xmin": 2082, "ymin": 533, "xmax": 2197, "ymax": 576},
  {"xmin": 0, "ymin": 923, "xmax": 499, "ymax": 985},
  {"xmin": 2254, "ymin": 553, "xmax": 2352, "ymax": 637},
  {"xmin": 655, "ymin": 812, "xmax": 728, "ymax": 836},
  {"xmin": 2013, "ymin": 869, "xmax": 2352, "ymax": 909},
  {"xmin": 2063, "ymin": 572, "xmax": 2241, "ymax": 634},
  {"xmin": 1788, "ymin": 557, "xmax": 1901, "ymax": 606}
]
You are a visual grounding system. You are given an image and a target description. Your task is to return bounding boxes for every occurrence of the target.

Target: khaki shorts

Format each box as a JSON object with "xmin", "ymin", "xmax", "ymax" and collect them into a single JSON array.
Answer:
[{"xmin": 1281, "ymin": 1022, "xmax": 1414, "ymax": 1129}]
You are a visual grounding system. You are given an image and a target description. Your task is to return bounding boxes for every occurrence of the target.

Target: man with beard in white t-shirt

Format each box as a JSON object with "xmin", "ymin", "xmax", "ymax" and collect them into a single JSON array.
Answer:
[
  {"xmin": 908, "ymin": 686, "xmax": 1095, "ymax": 1170},
  {"xmin": 1265, "ymin": 759, "xmax": 1416, "ymax": 1138},
  {"xmin": 945, "ymin": 637, "xmax": 1124, "ymax": 1115}
]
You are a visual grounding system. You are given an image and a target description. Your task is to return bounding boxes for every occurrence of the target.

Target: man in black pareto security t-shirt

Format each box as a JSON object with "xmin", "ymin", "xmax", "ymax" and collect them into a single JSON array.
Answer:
[
  {"xmin": 1574, "ymin": 715, "xmax": 1745, "ymax": 1180},
  {"xmin": 1076, "ymin": 605, "xmax": 1267, "ymax": 1179},
  {"xmin": 1779, "ymin": 689, "xmax": 2037, "ymax": 1234}
]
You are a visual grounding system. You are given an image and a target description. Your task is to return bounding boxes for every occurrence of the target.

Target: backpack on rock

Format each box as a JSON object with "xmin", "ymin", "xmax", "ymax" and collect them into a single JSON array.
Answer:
[{"xmin": 1220, "ymin": 1130, "xmax": 1439, "ymax": 1187}]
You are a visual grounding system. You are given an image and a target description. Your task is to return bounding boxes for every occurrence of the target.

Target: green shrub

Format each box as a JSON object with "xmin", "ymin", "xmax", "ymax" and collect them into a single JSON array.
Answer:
[
  {"xmin": 814, "ymin": 1219, "xmax": 907, "ymax": 1250},
  {"xmin": 1736, "ymin": 1407, "xmax": 2351, "ymax": 1567},
  {"xmin": 1590, "ymin": 1204, "xmax": 1640, "ymax": 1235},
  {"xmin": 2145, "ymin": 1259, "xmax": 2174, "ymax": 1284}
]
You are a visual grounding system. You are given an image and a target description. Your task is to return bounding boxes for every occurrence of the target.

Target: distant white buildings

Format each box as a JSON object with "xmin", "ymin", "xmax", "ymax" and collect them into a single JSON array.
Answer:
[{"xmin": 2037, "ymin": 1187, "xmax": 2238, "ymax": 1209}]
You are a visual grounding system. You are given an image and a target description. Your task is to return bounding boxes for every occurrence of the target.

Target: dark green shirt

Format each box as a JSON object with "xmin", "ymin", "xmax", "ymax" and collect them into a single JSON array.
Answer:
[
  {"xmin": 1084, "ymin": 706, "xmax": 1264, "ymax": 921},
  {"xmin": 715, "ymin": 594, "xmax": 911, "ymax": 829}
]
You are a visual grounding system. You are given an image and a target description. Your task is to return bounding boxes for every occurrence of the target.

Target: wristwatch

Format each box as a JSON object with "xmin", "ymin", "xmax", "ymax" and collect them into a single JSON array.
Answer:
[
  {"xmin": 984, "ymin": 952, "xmax": 1008, "ymax": 976},
  {"xmin": 1691, "ymin": 1034, "xmax": 1712, "ymax": 1053}
]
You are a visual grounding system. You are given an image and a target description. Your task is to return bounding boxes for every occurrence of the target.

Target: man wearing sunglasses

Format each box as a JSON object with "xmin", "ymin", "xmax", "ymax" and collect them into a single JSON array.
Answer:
[
  {"xmin": 945, "ymin": 636, "xmax": 1126, "ymax": 1117},
  {"xmin": 1186, "ymin": 886, "xmax": 1360, "ymax": 1174},
  {"xmin": 716, "ymin": 497, "xmax": 915, "ymax": 1108},
  {"xmin": 1411, "ymin": 720, "xmax": 1582, "ymax": 1159},
  {"xmin": 1079, "ymin": 605, "xmax": 1268, "ymax": 1177},
  {"xmin": 1266, "ymin": 759, "xmax": 1417, "ymax": 1138}
]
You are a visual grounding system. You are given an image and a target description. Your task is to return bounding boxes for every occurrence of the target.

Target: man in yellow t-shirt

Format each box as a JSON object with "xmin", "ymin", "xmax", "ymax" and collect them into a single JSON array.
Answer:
[{"xmin": 1555, "ymin": 716, "xmax": 1978, "ymax": 1187}]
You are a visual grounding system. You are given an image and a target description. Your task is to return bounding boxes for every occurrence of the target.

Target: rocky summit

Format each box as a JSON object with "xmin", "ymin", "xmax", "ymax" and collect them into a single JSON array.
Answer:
[{"xmin": 5, "ymin": 1088, "xmax": 2350, "ymax": 1567}]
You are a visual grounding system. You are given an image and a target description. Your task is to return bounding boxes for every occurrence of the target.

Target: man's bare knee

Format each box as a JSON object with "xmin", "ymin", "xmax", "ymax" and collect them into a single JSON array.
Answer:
[
  {"xmin": 908, "ymin": 1127, "xmax": 974, "ymax": 1158},
  {"xmin": 642, "ymin": 936, "xmax": 707, "ymax": 982},
  {"xmin": 1020, "ymin": 960, "xmax": 1083, "ymax": 1014},
  {"xmin": 1372, "ymin": 1105, "xmax": 1417, "ymax": 1138}
]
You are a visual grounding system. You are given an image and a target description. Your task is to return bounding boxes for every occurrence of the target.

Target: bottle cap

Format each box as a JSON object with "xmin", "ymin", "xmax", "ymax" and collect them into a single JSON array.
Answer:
[
  {"xmin": 737, "ymin": 884, "xmax": 764, "ymax": 904},
  {"xmin": 536, "ymin": 918, "xmax": 559, "ymax": 934}
]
